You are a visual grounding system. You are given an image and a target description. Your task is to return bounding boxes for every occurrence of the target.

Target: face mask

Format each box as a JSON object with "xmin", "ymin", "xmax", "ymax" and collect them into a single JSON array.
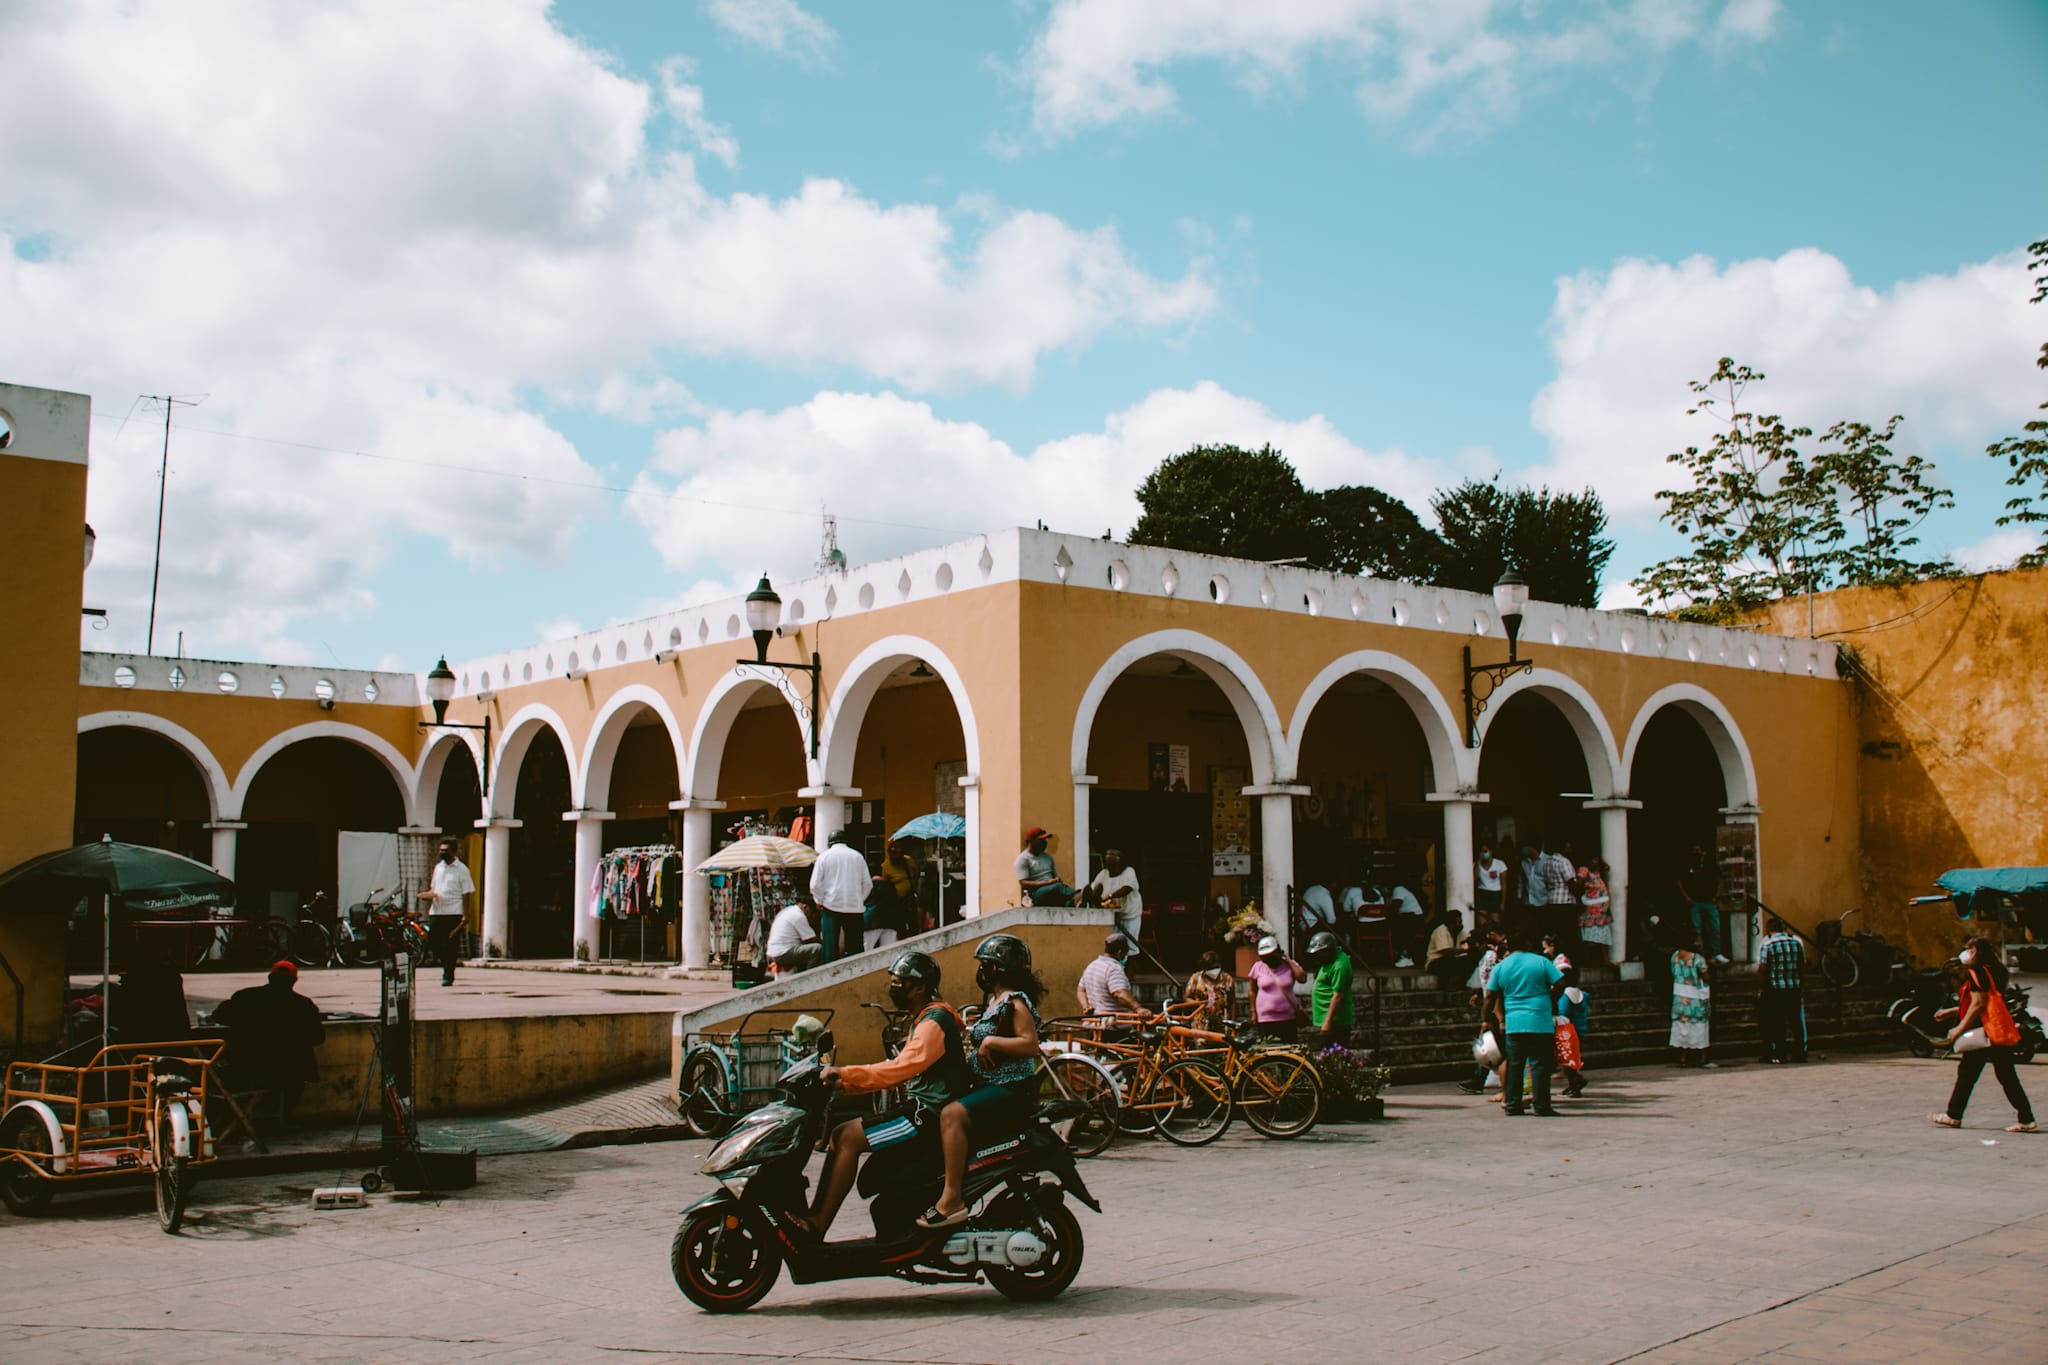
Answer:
[
  {"xmin": 975, "ymin": 965, "xmax": 999, "ymax": 994},
  {"xmin": 1959, "ymin": 948, "xmax": 1976, "ymax": 966},
  {"xmin": 887, "ymin": 983, "xmax": 916, "ymax": 1010},
  {"xmin": 1203, "ymin": 968, "xmax": 1222, "ymax": 980}
]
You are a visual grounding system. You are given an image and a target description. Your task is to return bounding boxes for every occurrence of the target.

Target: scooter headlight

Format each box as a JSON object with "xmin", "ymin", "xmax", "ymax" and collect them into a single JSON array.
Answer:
[{"xmin": 701, "ymin": 1118, "xmax": 783, "ymax": 1176}]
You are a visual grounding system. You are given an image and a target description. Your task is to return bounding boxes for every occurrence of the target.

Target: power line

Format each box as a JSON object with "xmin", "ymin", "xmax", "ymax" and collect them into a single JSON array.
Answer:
[{"xmin": 86, "ymin": 410, "xmax": 977, "ymax": 539}]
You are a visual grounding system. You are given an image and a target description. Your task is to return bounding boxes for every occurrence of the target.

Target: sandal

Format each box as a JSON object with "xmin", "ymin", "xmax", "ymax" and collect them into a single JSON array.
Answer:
[
  {"xmin": 1928, "ymin": 1112, "xmax": 1961, "ymax": 1128},
  {"xmin": 2007, "ymin": 1122, "xmax": 2039, "ymax": 1134},
  {"xmin": 916, "ymin": 1204, "xmax": 971, "ymax": 1231}
]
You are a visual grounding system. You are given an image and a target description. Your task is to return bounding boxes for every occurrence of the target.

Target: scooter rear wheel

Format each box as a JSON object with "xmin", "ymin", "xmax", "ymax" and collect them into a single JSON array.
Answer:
[
  {"xmin": 983, "ymin": 1195, "xmax": 1084, "ymax": 1303},
  {"xmin": 672, "ymin": 1207, "xmax": 782, "ymax": 1313}
]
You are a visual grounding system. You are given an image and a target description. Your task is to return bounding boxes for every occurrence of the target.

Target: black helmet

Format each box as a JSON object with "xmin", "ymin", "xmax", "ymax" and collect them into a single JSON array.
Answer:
[
  {"xmin": 888, "ymin": 949, "xmax": 941, "ymax": 990},
  {"xmin": 974, "ymin": 933, "xmax": 1032, "ymax": 975},
  {"xmin": 1306, "ymin": 930, "xmax": 1341, "ymax": 962}
]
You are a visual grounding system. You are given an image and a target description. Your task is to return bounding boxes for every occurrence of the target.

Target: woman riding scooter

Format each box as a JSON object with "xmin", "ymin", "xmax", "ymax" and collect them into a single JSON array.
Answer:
[
  {"xmin": 922, "ymin": 934, "xmax": 1045, "ymax": 1230},
  {"xmin": 792, "ymin": 950, "xmax": 972, "ymax": 1237}
]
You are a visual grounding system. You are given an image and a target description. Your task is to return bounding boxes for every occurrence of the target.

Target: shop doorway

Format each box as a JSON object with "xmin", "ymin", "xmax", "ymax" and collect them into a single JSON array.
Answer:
[
  {"xmin": 1629, "ymin": 705, "xmax": 1730, "ymax": 952},
  {"xmin": 508, "ymin": 727, "xmax": 574, "ymax": 958},
  {"xmin": 238, "ymin": 737, "xmax": 407, "ymax": 928}
]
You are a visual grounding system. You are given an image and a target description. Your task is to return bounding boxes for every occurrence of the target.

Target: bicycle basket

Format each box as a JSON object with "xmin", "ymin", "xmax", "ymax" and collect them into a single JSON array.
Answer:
[{"xmin": 1815, "ymin": 919, "xmax": 1843, "ymax": 949}]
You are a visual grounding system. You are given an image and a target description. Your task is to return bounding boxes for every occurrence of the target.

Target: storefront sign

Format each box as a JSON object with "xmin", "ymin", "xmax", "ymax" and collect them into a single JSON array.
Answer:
[
  {"xmin": 1148, "ymin": 743, "xmax": 1191, "ymax": 792},
  {"xmin": 1715, "ymin": 823, "xmax": 1758, "ymax": 903},
  {"xmin": 1211, "ymin": 766, "xmax": 1251, "ymax": 876}
]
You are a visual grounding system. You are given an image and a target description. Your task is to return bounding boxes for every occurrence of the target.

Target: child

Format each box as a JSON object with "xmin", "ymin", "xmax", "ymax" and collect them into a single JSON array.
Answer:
[{"xmin": 1556, "ymin": 966, "xmax": 1589, "ymax": 1097}]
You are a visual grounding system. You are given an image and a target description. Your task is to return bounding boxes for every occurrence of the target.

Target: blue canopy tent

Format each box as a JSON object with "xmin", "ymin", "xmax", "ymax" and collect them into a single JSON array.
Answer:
[
  {"xmin": 892, "ymin": 813, "xmax": 967, "ymax": 926},
  {"xmin": 1932, "ymin": 868, "xmax": 2048, "ymax": 966}
]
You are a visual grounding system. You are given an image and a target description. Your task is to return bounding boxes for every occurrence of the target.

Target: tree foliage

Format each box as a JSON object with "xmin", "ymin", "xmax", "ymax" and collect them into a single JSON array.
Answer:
[
  {"xmin": 1128, "ymin": 444, "xmax": 1610, "ymax": 607},
  {"xmin": 1634, "ymin": 358, "xmax": 1954, "ymax": 619},
  {"xmin": 1988, "ymin": 236, "xmax": 2048, "ymax": 568},
  {"xmin": 1129, "ymin": 444, "xmax": 1315, "ymax": 565},
  {"xmin": 1431, "ymin": 478, "xmax": 1613, "ymax": 609}
]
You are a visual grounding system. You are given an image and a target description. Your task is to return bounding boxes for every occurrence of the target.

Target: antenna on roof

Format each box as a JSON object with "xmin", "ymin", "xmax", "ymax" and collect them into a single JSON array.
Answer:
[{"xmin": 816, "ymin": 508, "xmax": 847, "ymax": 575}]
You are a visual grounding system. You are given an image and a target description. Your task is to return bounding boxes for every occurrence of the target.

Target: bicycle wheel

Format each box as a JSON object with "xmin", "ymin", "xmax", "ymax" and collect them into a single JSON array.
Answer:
[
  {"xmin": 1103, "ymin": 1059, "xmax": 1156, "ymax": 1135},
  {"xmin": 154, "ymin": 1113, "xmax": 190, "ymax": 1234},
  {"xmin": 1152, "ymin": 1060, "xmax": 1233, "ymax": 1147},
  {"xmin": 1037, "ymin": 1053, "xmax": 1120, "ymax": 1158},
  {"xmin": 290, "ymin": 920, "xmax": 331, "ymax": 968},
  {"xmin": 1821, "ymin": 947, "xmax": 1859, "ymax": 990},
  {"xmin": 679, "ymin": 1051, "xmax": 733, "ymax": 1139},
  {"xmin": 1236, "ymin": 1052, "xmax": 1322, "ymax": 1138}
]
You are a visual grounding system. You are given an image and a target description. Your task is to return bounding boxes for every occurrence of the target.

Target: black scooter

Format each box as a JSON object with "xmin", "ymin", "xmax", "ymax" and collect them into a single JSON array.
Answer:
[
  {"xmin": 670, "ymin": 1033, "xmax": 1100, "ymax": 1313},
  {"xmin": 1890, "ymin": 962, "xmax": 2045, "ymax": 1063}
]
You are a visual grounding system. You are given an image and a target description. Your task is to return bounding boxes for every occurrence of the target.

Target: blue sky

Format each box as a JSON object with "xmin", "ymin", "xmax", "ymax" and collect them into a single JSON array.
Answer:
[{"xmin": 3, "ymin": 0, "xmax": 2043, "ymax": 670}]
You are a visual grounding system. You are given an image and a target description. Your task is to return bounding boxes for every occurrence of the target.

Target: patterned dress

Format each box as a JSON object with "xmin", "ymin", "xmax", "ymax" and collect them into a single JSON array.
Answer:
[{"xmin": 1669, "ymin": 951, "xmax": 1711, "ymax": 1049}]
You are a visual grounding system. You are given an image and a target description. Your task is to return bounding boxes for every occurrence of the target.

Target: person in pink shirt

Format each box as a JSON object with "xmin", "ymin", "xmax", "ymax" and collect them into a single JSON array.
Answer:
[{"xmin": 1247, "ymin": 934, "xmax": 1305, "ymax": 1043}]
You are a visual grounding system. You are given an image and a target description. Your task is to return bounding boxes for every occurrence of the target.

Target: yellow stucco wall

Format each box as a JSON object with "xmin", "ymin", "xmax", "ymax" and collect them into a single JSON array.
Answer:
[
  {"xmin": 2, "ymin": 388, "xmax": 90, "ymax": 1047},
  {"xmin": 1751, "ymin": 568, "xmax": 2048, "ymax": 965}
]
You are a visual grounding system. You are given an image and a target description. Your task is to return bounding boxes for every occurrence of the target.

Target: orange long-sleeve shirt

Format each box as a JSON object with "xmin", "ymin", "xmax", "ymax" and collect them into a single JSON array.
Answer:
[{"xmin": 837, "ymin": 1006, "xmax": 960, "ymax": 1097}]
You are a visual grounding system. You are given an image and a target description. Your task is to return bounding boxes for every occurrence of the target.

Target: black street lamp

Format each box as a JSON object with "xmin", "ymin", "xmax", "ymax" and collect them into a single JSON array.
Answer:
[
  {"xmin": 421, "ymin": 656, "xmax": 493, "ymax": 797},
  {"xmin": 1462, "ymin": 571, "xmax": 1534, "ymax": 748},
  {"xmin": 739, "ymin": 574, "xmax": 821, "ymax": 759}
]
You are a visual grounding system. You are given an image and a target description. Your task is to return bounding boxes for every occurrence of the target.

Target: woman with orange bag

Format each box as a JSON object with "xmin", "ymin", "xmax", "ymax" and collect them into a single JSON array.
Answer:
[{"xmin": 1929, "ymin": 936, "xmax": 2036, "ymax": 1133}]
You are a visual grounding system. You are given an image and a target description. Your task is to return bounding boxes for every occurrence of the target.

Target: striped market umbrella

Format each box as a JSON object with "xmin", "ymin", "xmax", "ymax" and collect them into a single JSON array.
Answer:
[{"xmin": 694, "ymin": 835, "xmax": 820, "ymax": 874}]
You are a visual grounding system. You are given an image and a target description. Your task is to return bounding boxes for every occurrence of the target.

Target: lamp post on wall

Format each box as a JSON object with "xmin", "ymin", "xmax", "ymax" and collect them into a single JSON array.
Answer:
[
  {"xmin": 1462, "ymin": 571, "xmax": 1535, "ymax": 747},
  {"xmin": 421, "ymin": 656, "xmax": 492, "ymax": 798},
  {"xmin": 738, "ymin": 574, "xmax": 821, "ymax": 759}
]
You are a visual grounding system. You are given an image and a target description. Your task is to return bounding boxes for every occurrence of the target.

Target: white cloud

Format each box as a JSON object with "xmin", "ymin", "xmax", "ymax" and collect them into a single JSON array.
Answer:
[
  {"xmin": 661, "ymin": 57, "xmax": 741, "ymax": 169},
  {"xmin": 704, "ymin": 0, "xmax": 835, "ymax": 66},
  {"xmin": 1019, "ymin": 0, "xmax": 1777, "ymax": 141},
  {"xmin": 1953, "ymin": 529, "xmax": 2041, "ymax": 574},
  {"xmin": 626, "ymin": 382, "xmax": 1462, "ymax": 582},
  {"xmin": 1525, "ymin": 247, "xmax": 2041, "ymax": 519},
  {"xmin": 1, "ymin": 1, "xmax": 1209, "ymax": 658}
]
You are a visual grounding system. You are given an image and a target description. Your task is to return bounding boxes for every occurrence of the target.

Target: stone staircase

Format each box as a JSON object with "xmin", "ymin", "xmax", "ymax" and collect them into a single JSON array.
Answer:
[{"xmin": 1130, "ymin": 965, "xmax": 1898, "ymax": 1084}]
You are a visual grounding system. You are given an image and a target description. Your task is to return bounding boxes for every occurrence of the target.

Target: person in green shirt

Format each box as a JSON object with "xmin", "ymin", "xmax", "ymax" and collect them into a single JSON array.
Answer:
[{"xmin": 1306, "ymin": 930, "xmax": 1353, "ymax": 1046}]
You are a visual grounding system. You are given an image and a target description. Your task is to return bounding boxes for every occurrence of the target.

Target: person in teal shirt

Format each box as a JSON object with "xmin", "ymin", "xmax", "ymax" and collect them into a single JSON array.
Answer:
[
  {"xmin": 1306, "ymin": 931, "xmax": 1354, "ymax": 1046},
  {"xmin": 1485, "ymin": 930, "xmax": 1565, "ymax": 1116}
]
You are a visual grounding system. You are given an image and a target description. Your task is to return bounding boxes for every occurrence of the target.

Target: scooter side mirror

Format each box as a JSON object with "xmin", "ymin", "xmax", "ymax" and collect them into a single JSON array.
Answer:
[{"xmin": 814, "ymin": 1030, "xmax": 834, "ymax": 1060}]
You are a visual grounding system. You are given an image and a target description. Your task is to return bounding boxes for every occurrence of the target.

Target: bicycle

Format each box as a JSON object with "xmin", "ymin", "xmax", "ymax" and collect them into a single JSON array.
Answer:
[
  {"xmin": 181, "ymin": 904, "xmax": 329, "ymax": 970},
  {"xmin": 1045, "ymin": 1015, "xmax": 1233, "ymax": 1147},
  {"xmin": 1813, "ymin": 907, "xmax": 1902, "ymax": 990},
  {"xmin": 1175, "ymin": 1019, "xmax": 1323, "ymax": 1139}
]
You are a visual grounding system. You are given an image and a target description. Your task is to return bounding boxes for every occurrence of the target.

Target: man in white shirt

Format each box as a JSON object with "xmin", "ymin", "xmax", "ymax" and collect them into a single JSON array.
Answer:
[
  {"xmin": 1299, "ymin": 883, "xmax": 1336, "ymax": 929},
  {"xmin": 765, "ymin": 896, "xmax": 823, "ymax": 973},
  {"xmin": 1387, "ymin": 884, "xmax": 1425, "ymax": 967},
  {"xmin": 809, "ymin": 833, "xmax": 874, "ymax": 963},
  {"xmin": 415, "ymin": 838, "xmax": 475, "ymax": 987},
  {"xmin": 1475, "ymin": 842, "xmax": 1507, "ymax": 927},
  {"xmin": 1086, "ymin": 848, "xmax": 1144, "ymax": 944}
]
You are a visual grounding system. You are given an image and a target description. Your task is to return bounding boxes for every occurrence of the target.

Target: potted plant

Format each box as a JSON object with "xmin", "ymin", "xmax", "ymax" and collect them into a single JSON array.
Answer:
[
  {"xmin": 1212, "ymin": 902, "xmax": 1270, "ymax": 974},
  {"xmin": 1313, "ymin": 1044, "xmax": 1391, "ymax": 1121}
]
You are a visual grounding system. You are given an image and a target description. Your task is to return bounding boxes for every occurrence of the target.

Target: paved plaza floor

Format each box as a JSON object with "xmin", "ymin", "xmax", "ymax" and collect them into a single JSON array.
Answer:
[{"xmin": 2, "ymin": 1054, "xmax": 2042, "ymax": 1363}]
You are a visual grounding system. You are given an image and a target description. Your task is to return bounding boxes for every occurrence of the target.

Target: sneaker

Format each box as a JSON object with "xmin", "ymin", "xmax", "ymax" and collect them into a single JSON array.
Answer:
[
  {"xmin": 1393, "ymin": 956, "xmax": 1415, "ymax": 968},
  {"xmin": 1700, "ymin": 1061, "xmax": 1718, "ymax": 1069},
  {"xmin": 1456, "ymin": 1080, "xmax": 1486, "ymax": 1095},
  {"xmin": 1713, "ymin": 954, "xmax": 1731, "ymax": 964}
]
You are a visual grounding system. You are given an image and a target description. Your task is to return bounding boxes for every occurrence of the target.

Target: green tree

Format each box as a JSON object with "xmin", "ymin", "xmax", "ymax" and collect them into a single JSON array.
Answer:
[
  {"xmin": 1807, "ymin": 416, "xmax": 1953, "ymax": 586},
  {"xmin": 1632, "ymin": 359, "xmax": 1820, "ymax": 617},
  {"xmin": 1431, "ymin": 478, "xmax": 1613, "ymax": 608},
  {"xmin": 1129, "ymin": 443, "xmax": 1318, "ymax": 564},
  {"xmin": 1988, "ymin": 236, "xmax": 2048, "ymax": 568},
  {"xmin": 1310, "ymin": 484, "xmax": 1443, "ymax": 582}
]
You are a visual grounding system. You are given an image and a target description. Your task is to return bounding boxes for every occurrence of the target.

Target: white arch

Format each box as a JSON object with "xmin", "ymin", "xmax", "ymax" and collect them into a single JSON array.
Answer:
[
  {"xmin": 817, "ymin": 636, "xmax": 983, "ymax": 790},
  {"xmin": 1069, "ymin": 630, "xmax": 1284, "ymax": 784},
  {"xmin": 577, "ymin": 685, "xmax": 687, "ymax": 811},
  {"xmin": 77, "ymin": 712, "xmax": 232, "ymax": 821},
  {"xmin": 1622, "ymin": 683, "xmax": 1757, "ymax": 809},
  {"xmin": 1284, "ymin": 650, "xmax": 1472, "ymax": 792},
  {"xmin": 683, "ymin": 671, "xmax": 816, "ymax": 802},
  {"xmin": 413, "ymin": 729, "xmax": 486, "ymax": 830},
  {"xmin": 1473, "ymin": 668, "xmax": 1625, "ymax": 798},
  {"xmin": 229, "ymin": 721, "xmax": 415, "ymax": 821},
  {"xmin": 488, "ymin": 703, "xmax": 580, "ymax": 819}
]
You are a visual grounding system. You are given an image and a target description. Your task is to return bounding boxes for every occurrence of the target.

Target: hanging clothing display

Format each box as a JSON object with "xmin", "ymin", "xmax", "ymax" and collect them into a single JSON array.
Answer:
[{"xmin": 592, "ymin": 844, "xmax": 682, "ymax": 963}]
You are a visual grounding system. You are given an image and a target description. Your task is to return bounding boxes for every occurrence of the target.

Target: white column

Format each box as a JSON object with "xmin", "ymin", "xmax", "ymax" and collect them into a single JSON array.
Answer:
[
  {"xmin": 958, "ymin": 774, "xmax": 981, "ymax": 919},
  {"xmin": 1585, "ymin": 799, "xmax": 1641, "ymax": 963},
  {"xmin": 566, "ymin": 810, "xmax": 614, "ymax": 962},
  {"xmin": 801, "ymin": 785, "xmax": 863, "ymax": 851},
  {"xmin": 672, "ymin": 798, "xmax": 725, "ymax": 969},
  {"xmin": 203, "ymin": 821, "xmax": 246, "ymax": 878},
  {"xmin": 1244, "ymin": 785, "xmax": 1310, "ymax": 953},
  {"xmin": 1071, "ymin": 775, "xmax": 1097, "ymax": 892},
  {"xmin": 477, "ymin": 817, "xmax": 521, "ymax": 958},
  {"xmin": 1428, "ymin": 794, "xmax": 1486, "ymax": 934}
]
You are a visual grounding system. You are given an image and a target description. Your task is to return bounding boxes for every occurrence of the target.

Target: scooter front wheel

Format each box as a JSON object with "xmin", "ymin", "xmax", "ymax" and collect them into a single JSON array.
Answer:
[
  {"xmin": 672, "ymin": 1207, "xmax": 782, "ymax": 1312},
  {"xmin": 984, "ymin": 1196, "xmax": 1085, "ymax": 1303}
]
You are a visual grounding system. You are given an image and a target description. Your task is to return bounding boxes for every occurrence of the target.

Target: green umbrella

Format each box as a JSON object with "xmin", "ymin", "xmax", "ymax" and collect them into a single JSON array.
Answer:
[{"xmin": 0, "ymin": 836, "xmax": 236, "ymax": 1054}]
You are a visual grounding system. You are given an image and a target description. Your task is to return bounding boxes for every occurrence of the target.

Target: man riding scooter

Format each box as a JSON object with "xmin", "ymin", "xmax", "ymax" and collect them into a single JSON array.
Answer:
[{"xmin": 791, "ymin": 949, "xmax": 972, "ymax": 1238}]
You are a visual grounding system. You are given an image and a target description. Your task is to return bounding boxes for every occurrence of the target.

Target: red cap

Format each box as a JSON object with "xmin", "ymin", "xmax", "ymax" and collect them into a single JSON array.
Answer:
[
  {"xmin": 1024, "ymin": 827, "xmax": 1049, "ymax": 841},
  {"xmin": 270, "ymin": 960, "xmax": 299, "ymax": 979}
]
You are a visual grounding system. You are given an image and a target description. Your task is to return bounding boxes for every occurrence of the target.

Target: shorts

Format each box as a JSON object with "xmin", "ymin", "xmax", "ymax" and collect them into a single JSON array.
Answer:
[
  {"xmin": 861, "ymin": 1106, "xmax": 938, "ymax": 1153},
  {"xmin": 956, "ymin": 1080, "xmax": 1036, "ymax": 1130}
]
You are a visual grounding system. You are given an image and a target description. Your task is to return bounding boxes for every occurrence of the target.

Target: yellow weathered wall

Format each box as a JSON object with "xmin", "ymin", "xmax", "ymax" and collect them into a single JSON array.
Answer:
[
  {"xmin": 1751, "ymin": 569, "xmax": 2048, "ymax": 965},
  {"xmin": 1, "ymin": 386, "xmax": 90, "ymax": 1047}
]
